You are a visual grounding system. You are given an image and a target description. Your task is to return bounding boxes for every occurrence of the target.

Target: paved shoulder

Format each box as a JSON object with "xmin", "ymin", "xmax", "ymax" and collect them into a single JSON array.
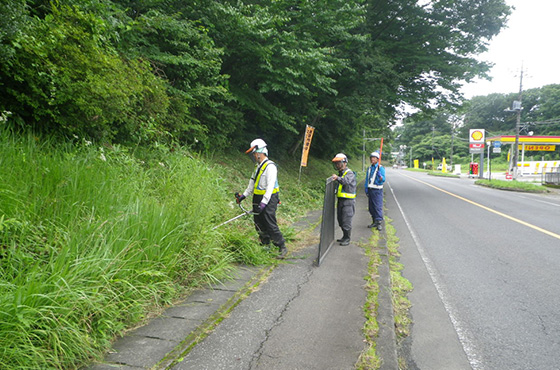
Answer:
[
  {"xmin": 86, "ymin": 266, "xmax": 266, "ymax": 370},
  {"xmin": 171, "ymin": 241, "xmax": 369, "ymax": 369}
]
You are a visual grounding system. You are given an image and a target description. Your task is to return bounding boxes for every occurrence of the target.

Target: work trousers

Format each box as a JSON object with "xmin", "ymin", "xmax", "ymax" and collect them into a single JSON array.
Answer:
[
  {"xmin": 367, "ymin": 188, "xmax": 384, "ymax": 221},
  {"xmin": 336, "ymin": 197, "xmax": 355, "ymax": 233},
  {"xmin": 252, "ymin": 193, "xmax": 285, "ymax": 247}
]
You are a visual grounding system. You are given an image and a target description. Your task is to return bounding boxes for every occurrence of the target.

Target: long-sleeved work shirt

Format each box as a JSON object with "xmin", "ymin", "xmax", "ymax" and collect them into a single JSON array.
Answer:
[{"xmin": 243, "ymin": 158, "xmax": 279, "ymax": 205}]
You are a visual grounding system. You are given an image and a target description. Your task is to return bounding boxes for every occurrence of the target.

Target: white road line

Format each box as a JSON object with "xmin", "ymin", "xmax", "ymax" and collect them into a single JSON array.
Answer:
[
  {"xmin": 515, "ymin": 193, "xmax": 560, "ymax": 208},
  {"xmin": 388, "ymin": 179, "xmax": 484, "ymax": 370}
]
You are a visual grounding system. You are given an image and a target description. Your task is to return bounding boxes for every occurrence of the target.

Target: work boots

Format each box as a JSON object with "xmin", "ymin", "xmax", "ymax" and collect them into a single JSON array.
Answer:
[
  {"xmin": 277, "ymin": 244, "xmax": 288, "ymax": 259},
  {"xmin": 339, "ymin": 230, "xmax": 351, "ymax": 246},
  {"xmin": 368, "ymin": 220, "xmax": 382, "ymax": 230}
]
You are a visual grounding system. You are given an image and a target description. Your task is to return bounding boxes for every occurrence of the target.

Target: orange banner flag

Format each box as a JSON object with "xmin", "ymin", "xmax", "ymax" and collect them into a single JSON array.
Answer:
[{"xmin": 300, "ymin": 125, "xmax": 315, "ymax": 167}]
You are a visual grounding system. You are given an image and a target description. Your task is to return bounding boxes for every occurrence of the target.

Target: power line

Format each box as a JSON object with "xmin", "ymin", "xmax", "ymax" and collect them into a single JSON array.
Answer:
[{"xmin": 526, "ymin": 119, "xmax": 560, "ymax": 125}]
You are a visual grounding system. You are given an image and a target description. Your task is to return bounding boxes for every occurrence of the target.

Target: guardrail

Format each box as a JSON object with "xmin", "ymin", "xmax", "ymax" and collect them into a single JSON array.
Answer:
[
  {"xmin": 519, "ymin": 160, "xmax": 560, "ymax": 175},
  {"xmin": 544, "ymin": 167, "xmax": 560, "ymax": 185}
]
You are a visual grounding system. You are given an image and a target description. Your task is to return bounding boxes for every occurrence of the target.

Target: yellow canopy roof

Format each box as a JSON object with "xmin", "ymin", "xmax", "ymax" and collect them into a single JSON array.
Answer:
[{"xmin": 486, "ymin": 135, "xmax": 560, "ymax": 144}]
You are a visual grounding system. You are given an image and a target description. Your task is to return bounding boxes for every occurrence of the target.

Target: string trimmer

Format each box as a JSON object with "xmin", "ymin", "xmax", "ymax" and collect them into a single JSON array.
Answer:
[{"xmin": 212, "ymin": 202, "xmax": 254, "ymax": 230}]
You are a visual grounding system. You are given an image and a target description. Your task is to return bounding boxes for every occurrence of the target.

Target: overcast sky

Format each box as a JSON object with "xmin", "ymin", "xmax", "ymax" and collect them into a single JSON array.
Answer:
[{"xmin": 460, "ymin": 0, "xmax": 560, "ymax": 99}]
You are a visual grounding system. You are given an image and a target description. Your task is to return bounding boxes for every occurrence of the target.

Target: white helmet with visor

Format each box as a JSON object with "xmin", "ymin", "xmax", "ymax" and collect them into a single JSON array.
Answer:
[{"xmin": 245, "ymin": 139, "xmax": 268, "ymax": 155}]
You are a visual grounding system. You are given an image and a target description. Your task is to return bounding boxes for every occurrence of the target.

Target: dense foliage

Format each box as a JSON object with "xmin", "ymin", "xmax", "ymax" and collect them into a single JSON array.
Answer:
[
  {"xmin": 1, "ymin": 0, "xmax": 511, "ymax": 157},
  {"xmin": 462, "ymin": 84, "xmax": 560, "ymax": 137}
]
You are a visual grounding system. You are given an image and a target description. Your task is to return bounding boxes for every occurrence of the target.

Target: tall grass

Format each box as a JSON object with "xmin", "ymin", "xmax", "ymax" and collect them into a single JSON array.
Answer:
[{"xmin": 0, "ymin": 127, "xmax": 331, "ymax": 369}]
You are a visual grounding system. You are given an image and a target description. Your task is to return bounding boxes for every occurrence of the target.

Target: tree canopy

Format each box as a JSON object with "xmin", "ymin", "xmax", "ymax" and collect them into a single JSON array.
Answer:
[{"xmin": 1, "ymin": 0, "xmax": 512, "ymax": 157}]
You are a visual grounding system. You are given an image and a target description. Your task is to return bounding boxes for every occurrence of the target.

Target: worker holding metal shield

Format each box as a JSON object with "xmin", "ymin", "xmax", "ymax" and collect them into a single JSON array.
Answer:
[{"xmin": 331, "ymin": 153, "xmax": 357, "ymax": 246}]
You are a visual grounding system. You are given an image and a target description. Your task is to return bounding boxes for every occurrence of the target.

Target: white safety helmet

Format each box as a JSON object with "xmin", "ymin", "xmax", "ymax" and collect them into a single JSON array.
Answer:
[
  {"xmin": 245, "ymin": 138, "xmax": 268, "ymax": 155},
  {"xmin": 370, "ymin": 151, "xmax": 380, "ymax": 159},
  {"xmin": 331, "ymin": 153, "xmax": 348, "ymax": 163}
]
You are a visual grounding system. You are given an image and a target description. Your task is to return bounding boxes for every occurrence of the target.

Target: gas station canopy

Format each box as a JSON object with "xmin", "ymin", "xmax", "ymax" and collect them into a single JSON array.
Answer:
[
  {"xmin": 486, "ymin": 135, "xmax": 560, "ymax": 145},
  {"xmin": 486, "ymin": 135, "xmax": 560, "ymax": 179}
]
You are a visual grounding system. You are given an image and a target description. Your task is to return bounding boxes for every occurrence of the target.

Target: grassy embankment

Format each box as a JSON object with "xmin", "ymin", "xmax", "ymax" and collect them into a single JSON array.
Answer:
[
  {"xmin": 417, "ymin": 167, "xmax": 549, "ymax": 192},
  {"xmin": 0, "ymin": 127, "xmax": 339, "ymax": 369},
  {"xmin": 475, "ymin": 179, "xmax": 548, "ymax": 192}
]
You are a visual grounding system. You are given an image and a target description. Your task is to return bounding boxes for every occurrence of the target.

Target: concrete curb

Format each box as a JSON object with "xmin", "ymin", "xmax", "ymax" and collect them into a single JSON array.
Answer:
[
  {"xmin": 85, "ymin": 266, "xmax": 272, "ymax": 370},
  {"xmin": 155, "ymin": 266, "xmax": 274, "ymax": 370}
]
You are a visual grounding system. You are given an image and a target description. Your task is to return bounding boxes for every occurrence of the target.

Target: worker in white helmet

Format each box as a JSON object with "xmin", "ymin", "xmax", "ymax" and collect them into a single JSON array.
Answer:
[
  {"xmin": 331, "ymin": 153, "xmax": 357, "ymax": 246},
  {"xmin": 235, "ymin": 139, "xmax": 287, "ymax": 258}
]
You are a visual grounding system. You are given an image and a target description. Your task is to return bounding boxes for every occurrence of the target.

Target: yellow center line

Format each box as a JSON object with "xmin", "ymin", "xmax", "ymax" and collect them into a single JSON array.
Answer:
[{"xmin": 400, "ymin": 173, "xmax": 560, "ymax": 241}]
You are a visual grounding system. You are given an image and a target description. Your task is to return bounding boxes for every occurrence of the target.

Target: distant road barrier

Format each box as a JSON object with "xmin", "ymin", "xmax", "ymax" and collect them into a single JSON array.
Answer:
[
  {"xmin": 544, "ymin": 167, "xmax": 560, "ymax": 185},
  {"xmin": 517, "ymin": 160, "xmax": 559, "ymax": 175}
]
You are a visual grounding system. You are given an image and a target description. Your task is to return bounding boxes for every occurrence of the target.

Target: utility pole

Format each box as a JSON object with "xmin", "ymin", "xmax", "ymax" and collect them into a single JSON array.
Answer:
[
  {"xmin": 511, "ymin": 66, "xmax": 524, "ymax": 180},
  {"xmin": 362, "ymin": 129, "xmax": 365, "ymax": 172},
  {"xmin": 362, "ymin": 129, "xmax": 382, "ymax": 171},
  {"xmin": 431, "ymin": 126, "xmax": 435, "ymax": 168},
  {"xmin": 450, "ymin": 122, "xmax": 455, "ymax": 167}
]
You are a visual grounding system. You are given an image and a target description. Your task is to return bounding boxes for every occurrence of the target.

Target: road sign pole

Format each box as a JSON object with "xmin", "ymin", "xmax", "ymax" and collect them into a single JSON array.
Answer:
[{"xmin": 479, "ymin": 151, "xmax": 484, "ymax": 179}]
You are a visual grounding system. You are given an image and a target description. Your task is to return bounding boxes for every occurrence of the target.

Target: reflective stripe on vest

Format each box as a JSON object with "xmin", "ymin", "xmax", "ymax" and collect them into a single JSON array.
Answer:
[
  {"xmin": 254, "ymin": 160, "xmax": 279, "ymax": 195},
  {"xmin": 368, "ymin": 164, "xmax": 383, "ymax": 189},
  {"xmin": 337, "ymin": 169, "xmax": 356, "ymax": 199}
]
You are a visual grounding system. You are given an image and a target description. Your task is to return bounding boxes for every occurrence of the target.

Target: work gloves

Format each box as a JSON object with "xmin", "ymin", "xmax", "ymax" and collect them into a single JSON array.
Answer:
[
  {"xmin": 235, "ymin": 193, "xmax": 266, "ymax": 213},
  {"xmin": 252, "ymin": 202, "xmax": 267, "ymax": 214},
  {"xmin": 235, "ymin": 192, "xmax": 246, "ymax": 204}
]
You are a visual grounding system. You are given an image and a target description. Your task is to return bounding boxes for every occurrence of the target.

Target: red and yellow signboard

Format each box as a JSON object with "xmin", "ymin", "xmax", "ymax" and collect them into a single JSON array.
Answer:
[
  {"xmin": 518, "ymin": 145, "xmax": 556, "ymax": 151},
  {"xmin": 469, "ymin": 129, "xmax": 485, "ymax": 154}
]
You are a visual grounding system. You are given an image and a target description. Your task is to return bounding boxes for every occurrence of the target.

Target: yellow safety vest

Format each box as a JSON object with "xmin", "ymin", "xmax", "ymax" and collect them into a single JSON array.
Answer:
[
  {"xmin": 254, "ymin": 160, "xmax": 279, "ymax": 195},
  {"xmin": 337, "ymin": 169, "xmax": 356, "ymax": 199}
]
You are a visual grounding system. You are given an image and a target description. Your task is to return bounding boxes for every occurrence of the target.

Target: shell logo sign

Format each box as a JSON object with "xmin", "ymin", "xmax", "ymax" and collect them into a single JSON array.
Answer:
[
  {"xmin": 469, "ymin": 129, "xmax": 485, "ymax": 153},
  {"xmin": 470, "ymin": 129, "xmax": 485, "ymax": 143}
]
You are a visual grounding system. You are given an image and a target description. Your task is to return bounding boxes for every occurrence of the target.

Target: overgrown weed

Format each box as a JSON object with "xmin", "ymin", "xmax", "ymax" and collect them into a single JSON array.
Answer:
[{"xmin": 0, "ymin": 127, "xmax": 329, "ymax": 369}]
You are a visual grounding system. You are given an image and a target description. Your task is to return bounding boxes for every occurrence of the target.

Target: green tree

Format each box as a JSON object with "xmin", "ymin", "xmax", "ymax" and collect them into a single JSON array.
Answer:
[
  {"xmin": 461, "ymin": 93, "xmax": 514, "ymax": 136},
  {"xmin": 318, "ymin": 0, "xmax": 512, "ymax": 156},
  {"xmin": 460, "ymin": 85, "xmax": 560, "ymax": 138},
  {"xmin": 365, "ymin": 0, "xmax": 511, "ymax": 111},
  {"xmin": 0, "ymin": 0, "xmax": 27, "ymax": 65},
  {"xmin": 180, "ymin": 0, "xmax": 357, "ymax": 154},
  {"xmin": 520, "ymin": 85, "xmax": 560, "ymax": 136},
  {"xmin": 1, "ymin": 3, "xmax": 171, "ymax": 143},
  {"xmin": 113, "ymin": 1, "xmax": 237, "ymax": 149},
  {"xmin": 1, "ymin": 0, "xmax": 513, "ymax": 155}
]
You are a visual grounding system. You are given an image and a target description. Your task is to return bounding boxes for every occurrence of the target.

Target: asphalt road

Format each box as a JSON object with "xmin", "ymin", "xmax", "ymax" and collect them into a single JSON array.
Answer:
[{"xmin": 386, "ymin": 169, "xmax": 560, "ymax": 370}]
